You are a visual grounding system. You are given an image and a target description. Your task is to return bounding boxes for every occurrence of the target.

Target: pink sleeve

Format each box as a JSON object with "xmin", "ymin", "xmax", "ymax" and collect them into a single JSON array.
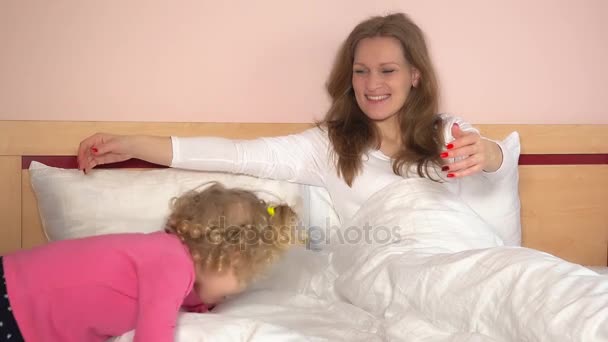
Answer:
[
  {"xmin": 133, "ymin": 256, "xmax": 193, "ymax": 342},
  {"xmin": 181, "ymin": 290, "xmax": 210, "ymax": 313}
]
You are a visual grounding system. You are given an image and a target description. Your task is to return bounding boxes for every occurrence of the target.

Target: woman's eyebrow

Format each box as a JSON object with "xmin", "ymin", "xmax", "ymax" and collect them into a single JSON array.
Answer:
[{"xmin": 353, "ymin": 62, "xmax": 400, "ymax": 67}]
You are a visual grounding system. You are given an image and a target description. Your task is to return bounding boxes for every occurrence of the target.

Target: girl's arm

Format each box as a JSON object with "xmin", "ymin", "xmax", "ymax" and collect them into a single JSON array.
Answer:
[
  {"xmin": 133, "ymin": 296, "xmax": 181, "ymax": 342},
  {"xmin": 133, "ymin": 255, "xmax": 193, "ymax": 342}
]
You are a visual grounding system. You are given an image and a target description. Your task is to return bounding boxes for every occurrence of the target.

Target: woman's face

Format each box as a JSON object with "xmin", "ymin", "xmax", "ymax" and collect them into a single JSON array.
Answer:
[{"xmin": 352, "ymin": 36, "xmax": 419, "ymax": 123}]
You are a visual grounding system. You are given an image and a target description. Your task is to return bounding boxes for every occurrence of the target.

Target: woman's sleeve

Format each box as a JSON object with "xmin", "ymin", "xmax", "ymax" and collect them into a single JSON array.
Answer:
[
  {"xmin": 439, "ymin": 112, "xmax": 480, "ymax": 136},
  {"xmin": 170, "ymin": 127, "xmax": 328, "ymax": 187}
]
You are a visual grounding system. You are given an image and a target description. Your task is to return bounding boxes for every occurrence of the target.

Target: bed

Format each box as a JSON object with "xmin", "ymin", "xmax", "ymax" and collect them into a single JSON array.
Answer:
[{"xmin": 0, "ymin": 120, "xmax": 607, "ymax": 341}]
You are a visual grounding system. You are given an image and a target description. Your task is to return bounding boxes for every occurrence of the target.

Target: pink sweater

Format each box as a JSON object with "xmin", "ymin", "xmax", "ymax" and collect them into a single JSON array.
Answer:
[{"xmin": 2, "ymin": 231, "xmax": 205, "ymax": 342}]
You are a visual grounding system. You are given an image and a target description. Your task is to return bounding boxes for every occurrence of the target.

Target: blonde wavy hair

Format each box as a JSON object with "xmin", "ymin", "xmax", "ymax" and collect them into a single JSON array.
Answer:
[{"xmin": 165, "ymin": 182, "xmax": 301, "ymax": 284}]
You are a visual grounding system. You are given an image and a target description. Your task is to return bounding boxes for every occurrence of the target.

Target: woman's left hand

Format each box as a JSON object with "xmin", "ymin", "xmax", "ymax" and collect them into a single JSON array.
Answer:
[{"xmin": 440, "ymin": 123, "xmax": 503, "ymax": 178}]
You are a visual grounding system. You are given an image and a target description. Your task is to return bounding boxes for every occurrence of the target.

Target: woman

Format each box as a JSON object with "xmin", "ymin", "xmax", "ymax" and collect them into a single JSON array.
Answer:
[{"xmin": 77, "ymin": 13, "xmax": 505, "ymax": 224}]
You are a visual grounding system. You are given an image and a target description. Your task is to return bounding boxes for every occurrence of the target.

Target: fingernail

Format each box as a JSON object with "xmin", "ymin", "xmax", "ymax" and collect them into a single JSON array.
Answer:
[
  {"xmin": 441, "ymin": 166, "xmax": 449, "ymax": 172},
  {"xmin": 440, "ymin": 152, "xmax": 449, "ymax": 158},
  {"xmin": 446, "ymin": 143, "xmax": 454, "ymax": 150},
  {"xmin": 447, "ymin": 173, "xmax": 455, "ymax": 178},
  {"xmin": 454, "ymin": 123, "xmax": 460, "ymax": 128}
]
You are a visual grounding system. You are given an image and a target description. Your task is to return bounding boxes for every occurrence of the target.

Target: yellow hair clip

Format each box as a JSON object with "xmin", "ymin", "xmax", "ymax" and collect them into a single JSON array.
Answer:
[{"xmin": 267, "ymin": 206, "xmax": 275, "ymax": 217}]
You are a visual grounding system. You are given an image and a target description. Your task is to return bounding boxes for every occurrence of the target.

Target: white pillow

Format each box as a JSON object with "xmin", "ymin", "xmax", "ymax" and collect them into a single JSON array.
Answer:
[
  {"xmin": 29, "ymin": 161, "xmax": 305, "ymax": 241},
  {"xmin": 456, "ymin": 132, "xmax": 522, "ymax": 246},
  {"xmin": 440, "ymin": 115, "xmax": 522, "ymax": 246}
]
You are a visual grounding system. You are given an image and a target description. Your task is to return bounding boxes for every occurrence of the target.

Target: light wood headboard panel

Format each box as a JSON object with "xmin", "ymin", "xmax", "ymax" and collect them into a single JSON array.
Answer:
[
  {"xmin": 1, "ymin": 121, "xmax": 607, "ymax": 266},
  {"xmin": 0, "ymin": 156, "xmax": 21, "ymax": 254}
]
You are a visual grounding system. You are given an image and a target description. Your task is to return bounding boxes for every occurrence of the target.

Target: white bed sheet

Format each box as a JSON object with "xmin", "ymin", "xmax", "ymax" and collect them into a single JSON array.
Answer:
[
  {"xmin": 110, "ymin": 248, "xmax": 384, "ymax": 342},
  {"xmin": 329, "ymin": 178, "xmax": 608, "ymax": 341},
  {"xmin": 112, "ymin": 178, "xmax": 608, "ymax": 342}
]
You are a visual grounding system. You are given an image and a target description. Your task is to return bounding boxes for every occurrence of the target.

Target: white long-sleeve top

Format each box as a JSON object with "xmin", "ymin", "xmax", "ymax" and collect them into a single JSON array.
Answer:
[{"xmin": 170, "ymin": 115, "xmax": 511, "ymax": 225}]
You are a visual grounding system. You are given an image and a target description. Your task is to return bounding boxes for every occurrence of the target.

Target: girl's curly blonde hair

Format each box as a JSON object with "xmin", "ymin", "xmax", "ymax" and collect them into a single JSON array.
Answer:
[{"xmin": 165, "ymin": 182, "xmax": 302, "ymax": 284}]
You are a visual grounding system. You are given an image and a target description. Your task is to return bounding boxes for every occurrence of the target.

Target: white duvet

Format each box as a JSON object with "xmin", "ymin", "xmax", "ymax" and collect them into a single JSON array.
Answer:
[{"xmin": 113, "ymin": 178, "xmax": 608, "ymax": 342}]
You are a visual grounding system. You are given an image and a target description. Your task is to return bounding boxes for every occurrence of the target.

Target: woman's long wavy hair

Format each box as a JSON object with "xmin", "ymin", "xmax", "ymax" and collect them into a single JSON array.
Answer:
[{"xmin": 321, "ymin": 13, "xmax": 444, "ymax": 186}]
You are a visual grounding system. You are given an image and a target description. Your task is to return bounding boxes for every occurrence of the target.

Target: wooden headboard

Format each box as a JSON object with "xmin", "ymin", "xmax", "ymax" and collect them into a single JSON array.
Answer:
[{"xmin": 1, "ymin": 121, "xmax": 607, "ymax": 266}]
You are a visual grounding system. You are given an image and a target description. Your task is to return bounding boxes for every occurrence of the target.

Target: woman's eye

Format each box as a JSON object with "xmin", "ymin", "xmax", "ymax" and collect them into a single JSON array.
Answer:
[
  {"xmin": 382, "ymin": 69, "xmax": 395, "ymax": 74},
  {"xmin": 353, "ymin": 69, "xmax": 366, "ymax": 74}
]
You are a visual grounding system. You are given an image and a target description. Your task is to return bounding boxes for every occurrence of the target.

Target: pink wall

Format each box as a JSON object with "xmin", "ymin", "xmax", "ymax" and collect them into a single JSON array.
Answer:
[{"xmin": 1, "ymin": 0, "xmax": 606, "ymax": 123}]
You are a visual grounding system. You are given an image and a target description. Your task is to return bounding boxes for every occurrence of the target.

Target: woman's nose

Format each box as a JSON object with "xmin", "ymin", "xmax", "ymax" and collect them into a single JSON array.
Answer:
[{"xmin": 366, "ymin": 72, "xmax": 383, "ymax": 91}]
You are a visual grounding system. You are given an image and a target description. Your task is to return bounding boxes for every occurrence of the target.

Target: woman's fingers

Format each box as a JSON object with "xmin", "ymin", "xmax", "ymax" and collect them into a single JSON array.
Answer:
[
  {"xmin": 77, "ymin": 133, "xmax": 123, "ymax": 173},
  {"xmin": 441, "ymin": 130, "xmax": 485, "ymax": 178}
]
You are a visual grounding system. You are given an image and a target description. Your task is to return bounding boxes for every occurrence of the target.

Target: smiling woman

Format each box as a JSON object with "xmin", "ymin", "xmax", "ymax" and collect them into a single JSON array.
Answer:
[
  {"xmin": 76, "ymin": 12, "xmax": 506, "ymax": 227},
  {"xmin": 320, "ymin": 13, "xmax": 502, "ymax": 186}
]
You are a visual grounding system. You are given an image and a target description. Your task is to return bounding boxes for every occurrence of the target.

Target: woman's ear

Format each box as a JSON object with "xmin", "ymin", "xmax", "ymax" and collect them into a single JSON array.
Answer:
[{"xmin": 411, "ymin": 68, "xmax": 421, "ymax": 88}]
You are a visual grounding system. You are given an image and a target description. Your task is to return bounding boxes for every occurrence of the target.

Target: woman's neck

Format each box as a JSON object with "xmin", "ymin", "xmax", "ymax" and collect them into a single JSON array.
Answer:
[{"xmin": 376, "ymin": 115, "xmax": 401, "ymax": 156}]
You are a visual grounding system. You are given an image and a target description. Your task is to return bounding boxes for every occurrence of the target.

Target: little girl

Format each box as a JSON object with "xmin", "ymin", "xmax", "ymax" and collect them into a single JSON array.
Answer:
[{"xmin": 0, "ymin": 182, "xmax": 300, "ymax": 342}]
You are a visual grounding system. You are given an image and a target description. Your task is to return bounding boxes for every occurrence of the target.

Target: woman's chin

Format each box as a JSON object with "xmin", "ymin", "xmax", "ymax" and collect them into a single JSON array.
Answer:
[{"xmin": 363, "ymin": 110, "xmax": 399, "ymax": 122}]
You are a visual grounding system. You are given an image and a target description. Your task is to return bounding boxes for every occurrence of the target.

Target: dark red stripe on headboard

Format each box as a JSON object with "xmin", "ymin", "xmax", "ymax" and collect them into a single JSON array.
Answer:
[
  {"xmin": 22, "ymin": 156, "xmax": 167, "ymax": 170},
  {"xmin": 518, "ymin": 154, "xmax": 608, "ymax": 165},
  {"xmin": 22, "ymin": 154, "xmax": 608, "ymax": 170}
]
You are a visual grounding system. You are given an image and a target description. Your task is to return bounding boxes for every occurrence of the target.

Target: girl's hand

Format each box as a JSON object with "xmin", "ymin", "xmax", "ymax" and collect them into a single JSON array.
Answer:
[{"xmin": 440, "ymin": 124, "xmax": 503, "ymax": 178}]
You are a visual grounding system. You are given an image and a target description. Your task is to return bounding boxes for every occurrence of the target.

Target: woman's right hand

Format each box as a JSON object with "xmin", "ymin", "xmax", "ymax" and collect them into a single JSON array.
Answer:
[{"xmin": 77, "ymin": 133, "xmax": 132, "ymax": 173}]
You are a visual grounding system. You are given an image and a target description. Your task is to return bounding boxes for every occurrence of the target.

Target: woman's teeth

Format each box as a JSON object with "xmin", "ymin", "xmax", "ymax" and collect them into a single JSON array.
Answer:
[{"xmin": 366, "ymin": 95, "xmax": 390, "ymax": 101}]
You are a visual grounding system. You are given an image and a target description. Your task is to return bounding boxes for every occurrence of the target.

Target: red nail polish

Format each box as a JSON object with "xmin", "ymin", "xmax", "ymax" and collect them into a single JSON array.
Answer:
[
  {"xmin": 447, "ymin": 173, "xmax": 455, "ymax": 178},
  {"xmin": 441, "ymin": 166, "xmax": 449, "ymax": 171},
  {"xmin": 91, "ymin": 147, "xmax": 98, "ymax": 153},
  {"xmin": 440, "ymin": 152, "xmax": 449, "ymax": 158},
  {"xmin": 446, "ymin": 143, "xmax": 454, "ymax": 149}
]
